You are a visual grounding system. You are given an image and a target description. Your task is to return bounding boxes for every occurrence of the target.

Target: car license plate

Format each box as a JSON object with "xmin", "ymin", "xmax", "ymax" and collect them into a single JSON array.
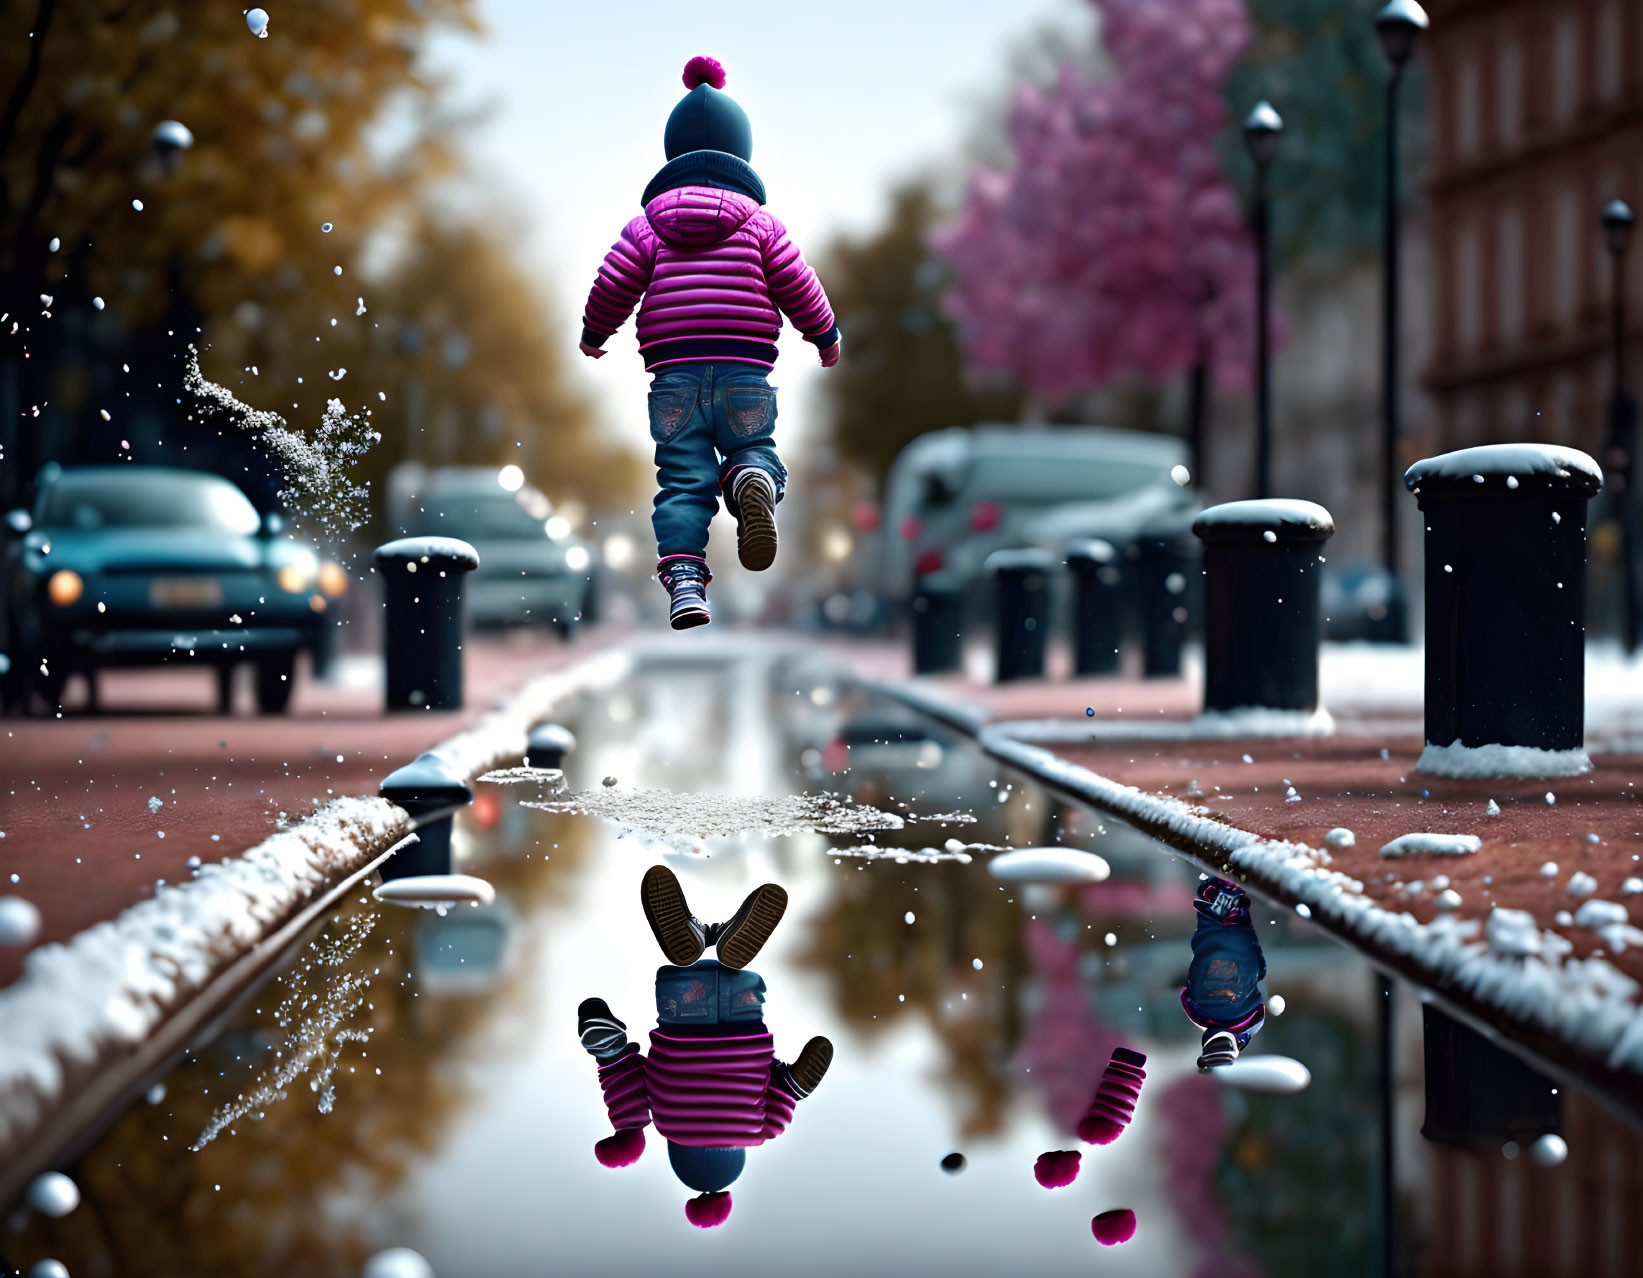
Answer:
[{"xmin": 149, "ymin": 577, "xmax": 222, "ymax": 608}]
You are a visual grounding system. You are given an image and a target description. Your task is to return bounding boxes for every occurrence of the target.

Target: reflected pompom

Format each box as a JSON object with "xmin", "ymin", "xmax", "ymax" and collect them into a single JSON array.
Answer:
[
  {"xmin": 685, "ymin": 1190, "xmax": 733, "ymax": 1228},
  {"xmin": 1034, "ymin": 1149, "xmax": 1082, "ymax": 1189},
  {"xmin": 683, "ymin": 56, "xmax": 727, "ymax": 90},
  {"xmin": 1092, "ymin": 1208, "xmax": 1137, "ymax": 1246},
  {"xmin": 595, "ymin": 1126, "xmax": 646, "ymax": 1168}
]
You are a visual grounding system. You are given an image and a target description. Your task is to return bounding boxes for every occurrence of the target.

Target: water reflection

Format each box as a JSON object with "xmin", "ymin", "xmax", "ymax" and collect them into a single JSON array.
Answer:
[{"xmin": 577, "ymin": 865, "xmax": 831, "ymax": 1228}]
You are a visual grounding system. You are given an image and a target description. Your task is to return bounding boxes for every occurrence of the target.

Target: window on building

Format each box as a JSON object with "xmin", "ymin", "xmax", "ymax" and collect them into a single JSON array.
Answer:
[
  {"xmin": 1455, "ymin": 55, "xmax": 1481, "ymax": 159},
  {"xmin": 1496, "ymin": 36, "xmax": 1523, "ymax": 149},
  {"xmin": 1457, "ymin": 222, "xmax": 1482, "ymax": 350},
  {"xmin": 1597, "ymin": 2, "xmax": 1623, "ymax": 105},
  {"xmin": 1552, "ymin": 13, "xmax": 1582, "ymax": 124},
  {"xmin": 1554, "ymin": 187, "xmax": 1581, "ymax": 323},
  {"xmin": 1499, "ymin": 204, "xmax": 1525, "ymax": 345}
]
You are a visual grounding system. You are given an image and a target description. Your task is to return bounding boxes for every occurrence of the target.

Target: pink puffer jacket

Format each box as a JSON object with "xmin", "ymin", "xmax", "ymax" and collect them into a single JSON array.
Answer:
[{"xmin": 581, "ymin": 186, "xmax": 838, "ymax": 371}]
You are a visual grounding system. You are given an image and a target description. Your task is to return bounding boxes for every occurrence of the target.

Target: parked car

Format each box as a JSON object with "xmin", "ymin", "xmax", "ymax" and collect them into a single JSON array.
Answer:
[
  {"xmin": 878, "ymin": 425, "xmax": 1196, "ymax": 599},
  {"xmin": 389, "ymin": 465, "xmax": 595, "ymax": 637},
  {"xmin": 1, "ymin": 464, "xmax": 345, "ymax": 714}
]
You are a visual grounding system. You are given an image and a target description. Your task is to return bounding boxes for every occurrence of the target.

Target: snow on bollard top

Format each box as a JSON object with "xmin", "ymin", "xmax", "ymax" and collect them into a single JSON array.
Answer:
[
  {"xmin": 1192, "ymin": 499, "xmax": 1334, "ymax": 544},
  {"xmin": 1378, "ymin": 832, "xmax": 1482, "ymax": 858},
  {"xmin": 983, "ymin": 546, "xmax": 1054, "ymax": 574},
  {"xmin": 987, "ymin": 847, "xmax": 1111, "ymax": 885},
  {"xmin": 373, "ymin": 874, "xmax": 495, "ymax": 910},
  {"xmin": 1209, "ymin": 1055, "xmax": 1311, "ymax": 1093},
  {"xmin": 1063, "ymin": 537, "xmax": 1117, "ymax": 565},
  {"xmin": 372, "ymin": 536, "xmax": 480, "ymax": 573},
  {"xmin": 362, "ymin": 1248, "xmax": 436, "ymax": 1278},
  {"xmin": 1404, "ymin": 443, "xmax": 1603, "ymax": 499}
]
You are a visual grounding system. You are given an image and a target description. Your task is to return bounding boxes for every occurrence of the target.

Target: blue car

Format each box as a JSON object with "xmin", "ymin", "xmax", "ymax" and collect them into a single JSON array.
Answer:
[{"xmin": 2, "ymin": 464, "xmax": 347, "ymax": 714}]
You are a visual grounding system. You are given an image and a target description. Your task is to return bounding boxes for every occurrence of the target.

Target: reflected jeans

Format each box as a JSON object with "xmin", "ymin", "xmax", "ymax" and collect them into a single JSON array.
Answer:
[
  {"xmin": 1182, "ymin": 877, "xmax": 1267, "ymax": 1043},
  {"xmin": 655, "ymin": 960, "xmax": 767, "ymax": 1025},
  {"xmin": 647, "ymin": 361, "xmax": 787, "ymax": 562}
]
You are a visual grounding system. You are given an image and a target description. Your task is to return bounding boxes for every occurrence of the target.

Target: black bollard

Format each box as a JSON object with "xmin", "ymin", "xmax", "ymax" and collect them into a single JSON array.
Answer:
[
  {"xmin": 378, "ymin": 748, "xmax": 474, "ymax": 881},
  {"xmin": 525, "ymin": 722, "xmax": 577, "ymax": 770},
  {"xmin": 911, "ymin": 572, "xmax": 965, "ymax": 676},
  {"xmin": 373, "ymin": 536, "xmax": 480, "ymax": 713},
  {"xmin": 1405, "ymin": 444, "xmax": 1602, "ymax": 774},
  {"xmin": 1132, "ymin": 532, "xmax": 1193, "ymax": 678},
  {"xmin": 1064, "ymin": 539, "xmax": 1124, "ymax": 677},
  {"xmin": 985, "ymin": 547, "xmax": 1053, "ymax": 683},
  {"xmin": 1193, "ymin": 499, "xmax": 1334, "ymax": 712}
]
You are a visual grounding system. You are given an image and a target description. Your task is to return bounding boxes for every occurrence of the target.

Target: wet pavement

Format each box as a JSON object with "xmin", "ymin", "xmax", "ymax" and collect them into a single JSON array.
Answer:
[{"xmin": 6, "ymin": 646, "xmax": 1643, "ymax": 1277}]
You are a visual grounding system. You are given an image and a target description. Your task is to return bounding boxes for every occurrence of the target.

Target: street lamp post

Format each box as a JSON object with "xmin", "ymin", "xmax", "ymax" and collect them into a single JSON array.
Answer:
[
  {"xmin": 1602, "ymin": 198, "xmax": 1637, "ymax": 651},
  {"xmin": 1243, "ymin": 100, "xmax": 1283, "ymax": 499},
  {"xmin": 1375, "ymin": 0, "xmax": 1429, "ymax": 643}
]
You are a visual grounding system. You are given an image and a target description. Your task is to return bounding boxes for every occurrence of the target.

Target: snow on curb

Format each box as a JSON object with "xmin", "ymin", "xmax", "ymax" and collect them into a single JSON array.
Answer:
[
  {"xmin": 1417, "ymin": 739, "xmax": 1593, "ymax": 779},
  {"xmin": 1378, "ymin": 833, "xmax": 1482, "ymax": 858},
  {"xmin": 997, "ymin": 705, "xmax": 1335, "ymax": 744},
  {"xmin": 974, "ymin": 726, "xmax": 1643, "ymax": 1079},
  {"xmin": 0, "ymin": 646, "xmax": 631, "ymax": 1159}
]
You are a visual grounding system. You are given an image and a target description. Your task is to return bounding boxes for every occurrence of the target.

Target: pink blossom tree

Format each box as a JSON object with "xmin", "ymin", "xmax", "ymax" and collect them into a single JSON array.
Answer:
[{"xmin": 935, "ymin": 0, "xmax": 1267, "ymax": 405}]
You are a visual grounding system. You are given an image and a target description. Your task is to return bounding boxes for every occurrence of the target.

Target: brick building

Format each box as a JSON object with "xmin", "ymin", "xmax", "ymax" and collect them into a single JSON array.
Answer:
[{"xmin": 1422, "ymin": 0, "xmax": 1643, "ymax": 454}]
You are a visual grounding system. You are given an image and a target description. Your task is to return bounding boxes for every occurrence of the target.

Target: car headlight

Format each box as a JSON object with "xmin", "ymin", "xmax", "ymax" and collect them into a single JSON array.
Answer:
[
  {"xmin": 277, "ymin": 564, "xmax": 310, "ymax": 594},
  {"xmin": 564, "ymin": 545, "xmax": 591, "ymax": 573},
  {"xmin": 318, "ymin": 560, "xmax": 348, "ymax": 598},
  {"xmin": 47, "ymin": 569, "xmax": 83, "ymax": 606}
]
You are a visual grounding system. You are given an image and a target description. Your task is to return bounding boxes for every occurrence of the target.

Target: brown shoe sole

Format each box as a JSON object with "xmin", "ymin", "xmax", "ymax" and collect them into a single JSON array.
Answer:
[
  {"xmin": 715, "ymin": 883, "xmax": 788, "ymax": 970},
  {"xmin": 736, "ymin": 486, "xmax": 778, "ymax": 572},
  {"xmin": 641, "ymin": 865, "xmax": 704, "ymax": 966},
  {"xmin": 791, "ymin": 1035, "xmax": 833, "ymax": 1094}
]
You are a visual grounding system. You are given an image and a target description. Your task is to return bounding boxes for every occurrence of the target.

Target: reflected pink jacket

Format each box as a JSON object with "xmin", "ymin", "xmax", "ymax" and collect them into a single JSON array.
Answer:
[{"xmin": 580, "ymin": 185, "xmax": 838, "ymax": 372}]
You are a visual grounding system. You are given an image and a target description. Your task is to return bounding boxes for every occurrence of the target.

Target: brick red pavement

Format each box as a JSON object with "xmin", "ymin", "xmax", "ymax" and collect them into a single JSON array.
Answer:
[{"xmin": 0, "ymin": 629, "xmax": 617, "ymax": 988}]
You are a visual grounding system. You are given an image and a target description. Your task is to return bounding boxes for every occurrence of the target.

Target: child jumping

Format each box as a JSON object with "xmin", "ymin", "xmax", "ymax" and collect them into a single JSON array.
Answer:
[
  {"xmin": 578, "ymin": 56, "xmax": 841, "ymax": 629},
  {"xmin": 576, "ymin": 865, "xmax": 833, "ymax": 1228}
]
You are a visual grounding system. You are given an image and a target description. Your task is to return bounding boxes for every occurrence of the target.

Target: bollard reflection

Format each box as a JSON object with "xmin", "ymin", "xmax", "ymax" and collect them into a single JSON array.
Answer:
[{"xmin": 576, "ymin": 865, "xmax": 833, "ymax": 1228}]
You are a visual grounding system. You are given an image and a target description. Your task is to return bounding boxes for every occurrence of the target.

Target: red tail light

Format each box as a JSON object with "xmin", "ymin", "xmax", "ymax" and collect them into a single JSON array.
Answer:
[
  {"xmin": 852, "ymin": 502, "xmax": 882, "ymax": 533},
  {"xmin": 899, "ymin": 515, "xmax": 922, "ymax": 541},
  {"xmin": 969, "ymin": 499, "xmax": 1001, "ymax": 532},
  {"xmin": 914, "ymin": 549, "xmax": 945, "ymax": 576}
]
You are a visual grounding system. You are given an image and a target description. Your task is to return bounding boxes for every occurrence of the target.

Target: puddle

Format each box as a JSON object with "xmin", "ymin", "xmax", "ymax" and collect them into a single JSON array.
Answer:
[{"xmin": 8, "ymin": 653, "xmax": 1642, "ymax": 1278}]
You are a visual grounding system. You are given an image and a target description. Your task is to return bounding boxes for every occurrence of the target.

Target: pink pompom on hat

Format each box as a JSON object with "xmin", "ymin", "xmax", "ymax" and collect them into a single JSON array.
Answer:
[
  {"xmin": 682, "ymin": 55, "xmax": 726, "ymax": 90},
  {"xmin": 684, "ymin": 1191, "xmax": 733, "ymax": 1228},
  {"xmin": 594, "ymin": 1126, "xmax": 645, "ymax": 1168}
]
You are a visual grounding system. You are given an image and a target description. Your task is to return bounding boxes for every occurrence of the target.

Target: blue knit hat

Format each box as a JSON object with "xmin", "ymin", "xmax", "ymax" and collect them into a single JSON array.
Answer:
[
  {"xmin": 667, "ymin": 1141, "xmax": 746, "ymax": 1193},
  {"xmin": 643, "ymin": 57, "xmax": 766, "ymax": 207}
]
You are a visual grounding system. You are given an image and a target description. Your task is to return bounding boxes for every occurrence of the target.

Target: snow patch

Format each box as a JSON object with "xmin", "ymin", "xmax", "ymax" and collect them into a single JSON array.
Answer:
[
  {"xmin": 372, "ymin": 874, "xmax": 496, "ymax": 910},
  {"xmin": 1418, "ymin": 740, "xmax": 1592, "ymax": 779},
  {"xmin": 1001, "ymin": 704, "xmax": 1334, "ymax": 745},
  {"xmin": 1378, "ymin": 833, "xmax": 1482, "ymax": 858},
  {"xmin": 1324, "ymin": 827, "xmax": 1355, "ymax": 851}
]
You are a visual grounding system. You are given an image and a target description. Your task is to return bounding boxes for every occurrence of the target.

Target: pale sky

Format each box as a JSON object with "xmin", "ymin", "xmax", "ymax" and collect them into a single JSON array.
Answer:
[{"xmin": 425, "ymin": 0, "xmax": 1095, "ymax": 459}]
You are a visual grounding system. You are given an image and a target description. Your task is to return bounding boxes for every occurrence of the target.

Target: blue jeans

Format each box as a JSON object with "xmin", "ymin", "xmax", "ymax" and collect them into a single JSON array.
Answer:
[
  {"xmin": 1182, "ymin": 878, "xmax": 1267, "ymax": 1040},
  {"xmin": 655, "ymin": 960, "xmax": 767, "ymax": 1025},
  {"xmin": 647, "ymin": 362, "xmax": 787, "ymax": 562}
]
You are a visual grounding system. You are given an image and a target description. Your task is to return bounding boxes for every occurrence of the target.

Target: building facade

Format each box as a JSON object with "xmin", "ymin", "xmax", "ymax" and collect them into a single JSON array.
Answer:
[{"xmin": 1422, "ymin": 0, "xmax": 1643, "ymax": 455}]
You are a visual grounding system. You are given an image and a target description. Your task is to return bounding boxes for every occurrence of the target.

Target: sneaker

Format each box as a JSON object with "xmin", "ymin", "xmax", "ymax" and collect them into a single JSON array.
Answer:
[
  {"xmin": 641, "ymin": 865, "xmax": 707, "ymax": 965},
  {"xmin": 1196, "ymin": 1028, "xmax": 1240, "ymax": 1071},
  {"xmin": 713, "ymin": 882, "xmax": 788, "ymax": 970},
  {"xmin": 730, "ymin": 469, "xmax": 778, "ymax": 572},
  {"xmin": 660, "ymin": 558, "xmax": 710, "ymax": 630},
  {"xmin": 786, "ymin": 1035, "xmax": 834, "ymax": 1097}
]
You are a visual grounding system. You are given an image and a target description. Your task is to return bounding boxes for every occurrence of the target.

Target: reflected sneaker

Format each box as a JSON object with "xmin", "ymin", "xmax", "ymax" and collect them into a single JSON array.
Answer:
[
  {"xmin": 578, "ymin": 997, "xmax": 630, "ymax": 1060},
  {"xmin": 779, "ymin": 1035, "xmax": 833, "ymax": 1098},
  {"xmin": 1197, "ymin": 1029, "xmax": 1240, "ymax": 1071},
  {"xmin": 660, "ymin": 558, "xmax": 710, "ymax": 630},
  {"xmin": 712, "ymin": 882, "xmax": 788, "ymax": 971},
  {"xmin": 641, "ymin": 865, "xmax": 707, "ymax": 965},
  {"xmin": 730, "ymin": 468, "xmax": 778, "ymax": 572}
]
